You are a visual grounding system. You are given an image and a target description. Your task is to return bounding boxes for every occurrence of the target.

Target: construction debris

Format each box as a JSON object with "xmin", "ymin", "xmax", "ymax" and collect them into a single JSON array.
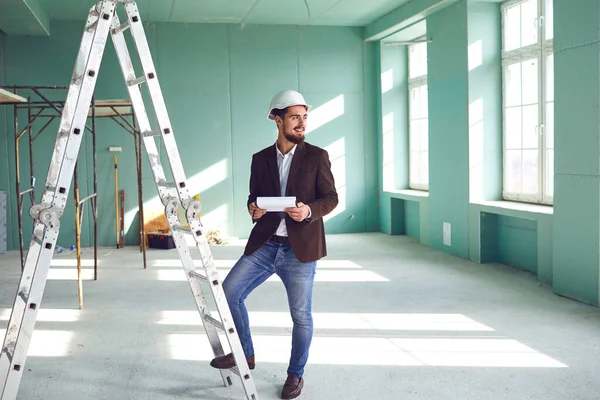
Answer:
[{"xmin": 206, "ymin": 229, "xmax": 229, "ymax": 245}]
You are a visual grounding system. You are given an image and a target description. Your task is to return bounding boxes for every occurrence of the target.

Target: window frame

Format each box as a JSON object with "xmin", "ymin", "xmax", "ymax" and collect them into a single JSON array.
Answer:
[
  {"xmin": 501, "ymin": 0, "xmax": 554, "ymax": 205},
  {"xmin": 407, "ymin": 37, "xmax": 429, "ymax": 191}
]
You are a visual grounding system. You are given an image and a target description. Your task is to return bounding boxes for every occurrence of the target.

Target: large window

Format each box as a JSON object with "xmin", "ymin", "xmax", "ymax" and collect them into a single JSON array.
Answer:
[
  {"xmin": 408, "ymin": 39, "xmax": 429, "ymax": 190},
  {"xmin": 502, "ymin": 0, "xmax": 553, "ymax": 204}
]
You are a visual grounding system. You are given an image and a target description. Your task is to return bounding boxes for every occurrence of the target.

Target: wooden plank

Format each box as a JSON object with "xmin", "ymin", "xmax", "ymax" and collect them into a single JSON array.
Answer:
[
  {"xmin": 0, "ymin": 88, "xmax": 27, "ymax": 103},
  {"xmin": 89, "ymin": 99, "xmax": 132, "ymax": 117}
]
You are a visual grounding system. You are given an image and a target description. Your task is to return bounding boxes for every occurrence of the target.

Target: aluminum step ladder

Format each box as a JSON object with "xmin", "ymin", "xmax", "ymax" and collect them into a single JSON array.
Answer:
[{"xmin": 0, "ymin": 1, "xmax": 258, "ymax": 399}]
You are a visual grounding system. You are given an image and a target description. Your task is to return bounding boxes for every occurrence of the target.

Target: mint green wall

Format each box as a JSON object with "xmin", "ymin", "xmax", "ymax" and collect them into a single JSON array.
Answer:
[
  {"xmin": 363, "ymin": 41, "xmax": 380, "ymax": 233},
  {"xmin": 426, "ymin": 1, "xmax": 470, "ymax": 257},
  {"xmin": 386, "ymin": 197, "xmax": 421, "ymax": 238},
  {"xmin": 497, "ymin": 216, "xmax": 538, "ymax": 273},
  {"xmin": 467, "ymin": 2, "xmax": 502, "ymax": 202},
  {"xmin": 0, "ymin": 21, "xmax": 379, "ymax": 250},
  {"xmin": 479, "ymin": 213, "xmax": 538, "ymax": 274},
  {"xmin": 552, "ymin": 0, "xmax": 600, "ymax": 305},
  {"xmin": 404, "ymin": 200, "xmax": 420, "ymax": 239},
  {"xmin": 2, "ymin": 21, "xmax": 144, "ymax": 251},
  {"xmin": 389, "ymin": 198, "xmax": 405, "ymax": 235},
  {"xmin": 479, "ymin": 212, "xmax": 498, "ymax": 263}
]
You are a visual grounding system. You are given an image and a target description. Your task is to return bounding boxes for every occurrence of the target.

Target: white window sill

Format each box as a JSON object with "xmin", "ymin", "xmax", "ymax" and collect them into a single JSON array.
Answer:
[
  {"xmin": 471, "ymin": 200, "xmax": 553, "ymax": 216},
  {"xmin": 384, "ymin": 189, "xmax": 429, "ymax": 200}
]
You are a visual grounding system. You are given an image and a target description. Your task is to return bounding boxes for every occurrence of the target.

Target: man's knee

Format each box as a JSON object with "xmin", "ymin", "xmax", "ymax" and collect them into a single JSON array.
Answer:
[
  {"xmin": 290, "ymin": 306, "xmax": 313, "ymax": 327},
  {"xmin": 222, "ymin": 276, "xmax": 240, "ymax": 304}
]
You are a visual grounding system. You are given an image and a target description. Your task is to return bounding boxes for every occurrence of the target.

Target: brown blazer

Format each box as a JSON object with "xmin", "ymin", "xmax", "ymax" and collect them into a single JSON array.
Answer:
[{"xmin": 244, "ymin": 141, "xmax": 338, "ymax": 262}]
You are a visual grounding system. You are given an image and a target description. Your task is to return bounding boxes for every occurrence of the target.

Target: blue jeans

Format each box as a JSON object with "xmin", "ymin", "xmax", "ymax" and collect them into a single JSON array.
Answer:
[{"xmin": 222, "ymin": 239, "xmax": 317, "ymax": 378}]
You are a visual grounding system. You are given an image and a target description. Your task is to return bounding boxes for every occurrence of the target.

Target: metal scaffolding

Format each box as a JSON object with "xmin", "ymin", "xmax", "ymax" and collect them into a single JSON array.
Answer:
[{"xmin": 0, "ymin": 85, "xmax": 147, "ymax": 308}]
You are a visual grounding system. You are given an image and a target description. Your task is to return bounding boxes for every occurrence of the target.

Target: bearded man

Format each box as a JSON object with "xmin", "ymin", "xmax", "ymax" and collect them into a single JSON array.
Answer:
[{"xmin": 209, "ymin": 89, "xmax": 339, "ymax": 399}]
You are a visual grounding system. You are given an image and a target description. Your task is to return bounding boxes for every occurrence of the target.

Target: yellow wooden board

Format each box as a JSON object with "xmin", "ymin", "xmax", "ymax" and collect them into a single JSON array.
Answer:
[
  {"xmin": 89, "ymin": 99, "xmax": 132, "ymax": 117},
  {"xmin": 88, "ymin": 100, "xmax": 131, "ymax": 118}
]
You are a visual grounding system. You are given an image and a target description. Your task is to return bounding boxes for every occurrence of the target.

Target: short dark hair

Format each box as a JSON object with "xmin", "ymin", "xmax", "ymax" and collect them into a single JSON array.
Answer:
[
  {"xmin": 272, "ymin": 105, "xmax": 308, "ymax": 120},
  {"xmin": 271, "ymin": 107, "xmax": 289, "ymax": 120}
]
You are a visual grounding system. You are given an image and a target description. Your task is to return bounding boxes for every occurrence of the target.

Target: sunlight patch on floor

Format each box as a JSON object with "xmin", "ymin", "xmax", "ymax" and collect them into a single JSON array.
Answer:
[
  {"xmin": 0, "ymin": 308, "xmax": 82, "ymax": 322},
  {"xmin": 0, "ymin": 329, "xmax": 74, "ymax": 357},
  {"xmin": 47, "ymin": 268, "xmax": 95, "ymax": 280},
  {"xmin": 49, "ymin": 259, "xmax": 99, "ymax": 267},
  {"xmin": 165, "ymin": 333, "xmax": 567, "ymax": 368},
  {"xmin": 156, "ymin": 311, "xmax": 494, "ymax": 331}
]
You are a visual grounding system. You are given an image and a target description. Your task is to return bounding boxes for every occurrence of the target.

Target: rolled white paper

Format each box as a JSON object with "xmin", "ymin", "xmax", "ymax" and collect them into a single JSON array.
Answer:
[{"xmin": 256, "ymin": 196, "xmax": 297, "ymax": 211}]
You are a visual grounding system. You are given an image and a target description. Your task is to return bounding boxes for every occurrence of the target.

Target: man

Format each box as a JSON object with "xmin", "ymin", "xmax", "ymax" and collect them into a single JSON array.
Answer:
[{"xmin": 210, "ymin": 89, "xmax": 338, "ymax": 399}]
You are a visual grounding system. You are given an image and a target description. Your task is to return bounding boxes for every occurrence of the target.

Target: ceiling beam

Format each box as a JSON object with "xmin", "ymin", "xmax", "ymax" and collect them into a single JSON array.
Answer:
[
  {"xmin": 0, "ymin": 0, "xmax": 50, "ymax": 36},
  {"xmin": 364, "ymin": 0, "xmax": 458, "ymax": 42}
]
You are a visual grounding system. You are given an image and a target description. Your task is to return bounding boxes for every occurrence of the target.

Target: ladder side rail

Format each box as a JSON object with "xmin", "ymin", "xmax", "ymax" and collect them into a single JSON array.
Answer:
[
  {"xmin": 194, "ymin": 236, "xmax": 262, "ymax": 398},
  {"xmin": 121, "ymin": 2, "xmax": 192, "ymax": 208},
  {"xmin": 108, "ymin": 11, "xmax": 236, "ymax": 389},
  {"xmin": 108, "ymin": 15, "xmax": 169, "ymax": 200},
  {"xmin": 0, "ymin": 2, "xmax": 117, "ymax": 399},
  {"xmin": 120, "ymin": 1, "xmax": 239, "ymax": 337},
  {"xmin": 120, "ymin": 5, "xmax": 259, "ymax": 398},
  {"xmin": 164, "ymin": 204, "xmax": 235, "ymax": 387},
  {"xmin": 38, "ymin": 6, "xmax": 101, "ymax": 208}
]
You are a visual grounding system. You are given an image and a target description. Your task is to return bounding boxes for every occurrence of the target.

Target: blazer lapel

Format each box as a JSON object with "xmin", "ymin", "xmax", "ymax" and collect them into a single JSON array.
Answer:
[
  {"xmin": 286, "ymin": 142, "xmax": 306, "ymax": 195},
  {"xmin": 266, "ymin": 144, "xmax": 281, "ymax": 194}
]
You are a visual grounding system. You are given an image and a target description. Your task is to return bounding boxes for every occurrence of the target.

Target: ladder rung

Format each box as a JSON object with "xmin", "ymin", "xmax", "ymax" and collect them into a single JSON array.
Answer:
[
  {"xmin": 172, "ymin": 224, "xmax": 191, "ymax": 233},
  {"xmin": 189, "ymin": 270, "xmax": 208, "ymax": 281},
  {"xmin": 127, "ymin": 76, "xmax": 146, "ymax": 86},
  {"xmin": 143, "ymin": 129, "xmax": 161, "ymax": 137},
  {"xmin": 203, "ymin": 314, "xmax": 224, "ymax": 330},
  {"xmin": 112, "ymin": 20, "xmax": 130, "ymax": 34},
  {"xmin": 158, "ymin": 181, "xmax": 176, "ymax": 188}
]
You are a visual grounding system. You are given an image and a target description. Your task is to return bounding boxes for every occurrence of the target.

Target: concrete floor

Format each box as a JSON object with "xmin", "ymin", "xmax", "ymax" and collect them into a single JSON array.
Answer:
[{"xmin": 1, "ymin": 232, "xmax": 600, "ymax": 400}]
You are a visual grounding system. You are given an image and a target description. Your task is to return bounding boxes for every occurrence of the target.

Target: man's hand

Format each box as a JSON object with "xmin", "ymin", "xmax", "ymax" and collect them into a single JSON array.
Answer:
[
  {"xmin": 249, "ymin": 202, "xmax": 267, "ymax": 220},
  {"xmin": 285, "ymin": 202, "xmax": 310, "ymax": 222}
]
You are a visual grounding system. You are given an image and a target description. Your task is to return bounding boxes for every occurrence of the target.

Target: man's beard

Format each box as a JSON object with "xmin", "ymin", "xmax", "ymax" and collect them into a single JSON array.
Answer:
[{"xmin": 284, "ymin": 129, "xmax": 305, "ymax": 144}]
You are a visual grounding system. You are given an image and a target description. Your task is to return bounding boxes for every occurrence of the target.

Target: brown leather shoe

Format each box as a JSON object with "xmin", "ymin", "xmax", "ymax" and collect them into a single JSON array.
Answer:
[
  {"xmin": 209, "ymin": 353, "xmax": 255, "ymax": 370},
  {"xmin": 281, "ymin": 375, "xmax": 304, "ymax": 399}
]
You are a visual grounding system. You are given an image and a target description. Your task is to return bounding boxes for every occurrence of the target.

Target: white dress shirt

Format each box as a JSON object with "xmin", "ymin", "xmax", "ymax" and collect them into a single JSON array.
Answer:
[
  {"xmin": 274, "ymin": 143, "xmax": 311, "ymax": 237},
  {"xmin": 275, "ymin": 143, "xmax": 295, "ymax": 236}
]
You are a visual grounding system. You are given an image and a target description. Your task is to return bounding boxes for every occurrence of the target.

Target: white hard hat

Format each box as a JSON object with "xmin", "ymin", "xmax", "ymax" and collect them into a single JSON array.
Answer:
[{"xmin": 267, "ymin": 89, "xmax": 311, "ymax": 120}]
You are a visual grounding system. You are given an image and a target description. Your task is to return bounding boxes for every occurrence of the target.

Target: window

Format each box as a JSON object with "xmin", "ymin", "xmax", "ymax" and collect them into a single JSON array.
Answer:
[
  {"xmin": 502, "ymin": 0, "xmax": 553, "ymax": 204},
  {"xmin": 408, "ymin": 39, "xmax": 429, "ymax": 190}
]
